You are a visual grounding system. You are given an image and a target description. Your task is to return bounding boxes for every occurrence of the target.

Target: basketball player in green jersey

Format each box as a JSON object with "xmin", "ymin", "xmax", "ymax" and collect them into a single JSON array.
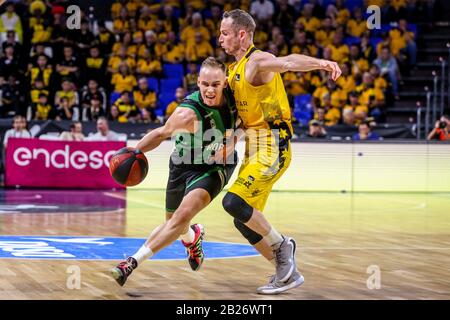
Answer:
[{"xmin": 111, "ymin": 57, "xmax": 240, "ymax": 286}]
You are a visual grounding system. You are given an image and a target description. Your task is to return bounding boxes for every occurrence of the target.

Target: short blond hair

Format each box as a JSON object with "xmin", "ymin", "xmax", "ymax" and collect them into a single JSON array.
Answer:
[
  {"xmin": 200, "ymin": 57, "xmax": 226, "ymax": 74},
  {"xmin": 222, "ymin": 9, "xmax": 256, "ymax": 35}
]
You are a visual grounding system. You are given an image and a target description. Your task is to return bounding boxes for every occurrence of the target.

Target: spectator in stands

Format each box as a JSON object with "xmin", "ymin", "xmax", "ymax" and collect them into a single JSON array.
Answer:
[
  {"xmin": 336, "ymin": 62, "xmax": 356, "ymax": 95},
  {"xmin": 427, "ymin": 115, "xmax": 450, "ymax": 141},
  {"xmin": 55, "ymin": 97, "xmax": 75, "ymax": 121},
  {"xmin": 397, "ymin": 19, "xmax": 418, "ymax": 67},
  {"xmin": 108, "ymin": 105, "xmax": 121, "ymax": 122},
  {"xmin": 273, "ymin": 0, "xmax": 296, "ymax": 38},
  {"xmin": 28, "ymin": 54, "xmax": 53, "ymax": 89},
  {"xmin": 165, "ymin": 87, "xmax": 186, "ymax": 121},
  {"xmin": 2, "ymin": 30, "xmax": 22, "ymax": 61},
  {"xmin": 55, "ymin": 79, "xmax": 79, "ymax": 120},
  {"xmin": 327, "ymin": 33, "xmax": 349, "ymax": 64},
  {"xmin": 133, "ymin": 77, "xmax": 157, "ymax": 122},
  {"xmin": 113, "ymin": 6, "xmax": 131, "ymax": 35},
  {"xmin": 307, "ymin": 119, "xmax": 327, "ymax": 138},
  {"xmin": 33, "ymin": 93, "xmax": 53, "ymax": 120},
  {"xmin": 352, "ymin": 122, "xmax": 381, "ymax": 141},
  {"xmin": 356, "ymin": 72, "xmax": 385, "ymax": 121},
  {"xmin": 250, "ymin": 0, "xmax": 275, "ymax": 24},
  {"xmin": 296, "ymin": 4, "xmax": 321, "ymax": 34},
  {"xmin": 85, "ymin": 117, "xmax": 123, "ymax": 141},
  {"xmin": 373, "ymin": 47, "xmax": 400, "ymax": 99},
  {"xmin": 0, "ymin": 2, "xmax": 23, "ymax": 43},
  {"xmin": 0, "ymin": 44, "xmax": 20, "ymax": 82},
  {"xmin": 3, "ymin": 115, "xmax": 31, "ymax": 148},
  {"xmin": 80, "ymin": 79, "xmax": 107, "ymax": 121},
  {"xmin": 85, "ymin": 97, "xmax": 106, "ymax": 122},
  {"xmin": 348, "ymin": 44, "xmax": 369, "ymax": 80},
  {"xmin": 73, "ymin": 20, "xmax": 95, "ymax": 57},
  {"xmin": 60, "ymin": 121, "xmax": 85, "ymax": 141},
  {"xmin": 180, "ymin": 12, "xmax": 210, "ymax": 47},
  {"xmin": 161, "ymin": 5, "xmax": 180, "ymax": 34},
  {"xmin": 369, "ymin": 64, "xmax": 388, "ymax": 92},
  {"xmin": 346, "ymin": 7, "xmax": 366, "ymax": 38},
  {"xmin": 136, "ymin": 48, "xmax": 162, "ymax": 78},
  {"xmin": 344, "ymin": 90, "xmax": 367, "ymax": 124},
  {"xmin": 112, "ymin": 91, "xmax": 139, "ymax": 123},
  {"xmin": 319, "ymin": 93, "xmax": 341, "ymax": 126},
  {"xmin": 56, "ymin": 45, "xmax": 80, "ymax": 85},
  {"xmin": 84, "ymin": 46, "xmax": 107, "ymax": 86},
  {"xmin": 111, "ymin": 62, "xmax": 137, "ymax": 94},
  {"xmin": 315, "ymin": 16, "xmax": 335, "ymax": 48},
  {"xmin": 97, "ymin": 21, "xmax": 115, "ymax": 55},
  {"xmin": 183, "ymin": 62, "xmax": 199, "ymax": 94},
  {"xmin": 29, "ymin": 79, "xmax": 48, "ymax": 107},
  {"xmin": 108, "ymin": 45, "xmax": 136, "ymax": 74},
  {"xmin": 185, "ymin": 32, "xmax": 213, "ymax": 63},
  {"xmin": 163, "ymin": 31, "xmax": 185, "ymax": 64}
]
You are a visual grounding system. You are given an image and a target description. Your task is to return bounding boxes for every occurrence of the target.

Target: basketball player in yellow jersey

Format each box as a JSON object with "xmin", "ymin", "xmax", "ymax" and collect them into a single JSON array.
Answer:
[{"xmin": 218, "ymin": 9, "xmax": 341, "ymax": 294}]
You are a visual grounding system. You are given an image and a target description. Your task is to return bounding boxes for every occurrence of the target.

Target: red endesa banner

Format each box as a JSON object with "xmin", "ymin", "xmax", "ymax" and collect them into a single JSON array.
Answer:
[{"xmin": 5, "ymin": 138, "xmax": 126, "ymax": 189}]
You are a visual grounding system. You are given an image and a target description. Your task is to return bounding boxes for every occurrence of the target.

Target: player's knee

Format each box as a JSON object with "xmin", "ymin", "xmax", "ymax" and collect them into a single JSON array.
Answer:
[
  {"xmin": 233, "ymin": 218, "xmax": 263, "ymax": 245},
  {"xmin": 171, "ymin": 208, "xmax": 192, "ymax": 227},
  {"xmin": 222, "ymin": 192, "xmax": 253, "ymax": 223}
]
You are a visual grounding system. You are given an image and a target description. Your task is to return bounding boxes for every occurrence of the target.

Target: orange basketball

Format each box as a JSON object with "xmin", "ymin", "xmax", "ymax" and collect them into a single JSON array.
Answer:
[{"xmin": 109, "ymin": 147, "xmax": 148, "ymax": 187}]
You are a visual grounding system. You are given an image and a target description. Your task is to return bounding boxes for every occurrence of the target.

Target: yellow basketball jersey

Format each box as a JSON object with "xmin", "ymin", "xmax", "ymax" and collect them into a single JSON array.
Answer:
[{"xmin": 227, "ymin": 46, "xmax": 293, "ymax": 135}]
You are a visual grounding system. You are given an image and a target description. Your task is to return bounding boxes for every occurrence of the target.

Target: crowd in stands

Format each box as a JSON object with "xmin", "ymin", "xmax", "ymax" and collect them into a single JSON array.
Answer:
[{"xmin": 0, "ymin": 0, "xmax": 433, "ymax": 132}]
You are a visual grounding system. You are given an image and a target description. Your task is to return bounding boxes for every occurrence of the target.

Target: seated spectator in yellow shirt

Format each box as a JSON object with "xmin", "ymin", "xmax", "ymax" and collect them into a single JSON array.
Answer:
[
  {"xmin": 55, "ymin": 79, "xmax": 78, "ymax": 112},
  {"xmin": 344, "ymin": 90, "xmax": 368, "ymax": 125},
  {"xmin": 283, "ymin": 71, "xmax": 308, "ymax": 96},
  {"xmin": 183, "ymin": 62, "xmax": 199, "ymax": 94},
  {"xmin": 315, "ymin": 93, "xmax": 341, "ymax": 126},
  {"xmin": 185, "ymin": 32, "xmax": 213, "ymax": 63},
  {"xmin": 296, "ymin": 4, "xmax": 321, "ymax": 33},
  {"xmin": 336, "ymin": 62, "xmax": 356, "ymax": 94},
  {"xmin": 290, "ymin": 31, "xmax": 319, "ymax": 57},
  {"xmin": 33, "ymin": 93, "xmax": 53, "ymax": 120},
  {"xmin": 347, "ymin": 44, "xmax": 369, "ymax": 79},
  {"xmin": 111, "ymin": 0, "xmax": 126, "ymax": 19},
  {"xmin": 327, "ymin": 33, "xmax": 350, "ymax": 64},
  {"xmin": 165, "ymin": 87, "xmax": 186, "ymax": 121},
  {"xmin": 111, "ymin": 63, "xmax": 137, "ymax": 93},
  {"xmin": 85, "ymin": 46, "xmax": 107, "ymax": 84},
  {"xmin": 113, "ymin": 7, "xmax": 130, "ymax": 35},
  {"xmin": 335, "ymin": 0, "xmax": 351, "ymax": 25},
  {"xmin": 369, "ymin": 64, "xmax": 388, "ymax": 92},
  {"xmin": 136, "ymin": 48, "xmax": 162, "ymax": 78},
  {"xmin": 30, "ymin": 79, "xmax": 49, "ymax": 104},
  {"xmin": 315, "ymin": 17, "xmax": 336, "ymax": 48},
  {"xmin": 346, "ymin": 7, "xmax": 367, "ymax": 37},
  {"xmin": 356, "ymin": 72, "xmax": 385, "ymax": 121},
  {"xmin": 180, "ymin": 12, "xmax": 210, "ymax": 47},
  {"xmin": 113, "ymin": 91, "xmax": 139, "ymax": 123},
  {"xmin": 133, "ymin": 77, "xmax": 157, "ymax": 123},
  {"xmin": 108, "ymin": 45, "xmax": 136, "ymax": 74},
  {"xmin": 163, "ymin": 31, "xmax": 185, "ymax": 64}
]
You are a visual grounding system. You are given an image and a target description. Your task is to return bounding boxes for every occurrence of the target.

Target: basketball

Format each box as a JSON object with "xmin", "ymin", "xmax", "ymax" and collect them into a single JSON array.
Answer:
[{"xmin": 109, "ymin": 147, "xmax": 148, "ymax": 187}]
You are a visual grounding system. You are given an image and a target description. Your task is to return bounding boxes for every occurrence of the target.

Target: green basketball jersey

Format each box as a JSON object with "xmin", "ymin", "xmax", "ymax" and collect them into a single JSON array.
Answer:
[{"xmin": 172, "ymin": 88, "xmax": 237, "ymax": 166}]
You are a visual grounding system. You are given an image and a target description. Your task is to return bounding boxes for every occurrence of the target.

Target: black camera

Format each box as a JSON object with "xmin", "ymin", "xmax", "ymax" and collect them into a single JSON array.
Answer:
[{"xmin": 439, "ymin": 121, "xmax": 447, "ymax": 129}]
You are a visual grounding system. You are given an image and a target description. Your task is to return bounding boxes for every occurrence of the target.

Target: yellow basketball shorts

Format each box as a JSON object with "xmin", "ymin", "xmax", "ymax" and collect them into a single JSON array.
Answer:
[{"xmin": 228, "ymin": 141, "xmax": 292, "ymax": 212}]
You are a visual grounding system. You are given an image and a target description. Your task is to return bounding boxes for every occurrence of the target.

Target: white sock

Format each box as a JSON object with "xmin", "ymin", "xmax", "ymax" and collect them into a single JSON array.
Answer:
[
  {"xmin": 131, "ymin": 244, "xmax": 154, "ymax": 266},
  {"xmin": 264, "ymin": 228, "xmax": 284, "ymax": 247},
  {"xmin": 180, "ymin": 226, "xmax": 195, "ymax": 244}
]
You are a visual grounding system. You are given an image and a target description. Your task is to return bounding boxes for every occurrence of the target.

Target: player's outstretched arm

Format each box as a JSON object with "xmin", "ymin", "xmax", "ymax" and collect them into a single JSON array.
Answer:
[
  {"xmin": 136, "ymin": 107, "xmax": 197, "ymax": 153},
  {"xmin": 253, "ymin": 51, "xmax": 342, "ymax": 81}
]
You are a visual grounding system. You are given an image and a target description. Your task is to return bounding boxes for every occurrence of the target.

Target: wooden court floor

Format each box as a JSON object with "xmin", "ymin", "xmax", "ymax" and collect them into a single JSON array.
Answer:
[{"xmin": 0, "ymin": 189, "xmax": 449, "ymax": 300}]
